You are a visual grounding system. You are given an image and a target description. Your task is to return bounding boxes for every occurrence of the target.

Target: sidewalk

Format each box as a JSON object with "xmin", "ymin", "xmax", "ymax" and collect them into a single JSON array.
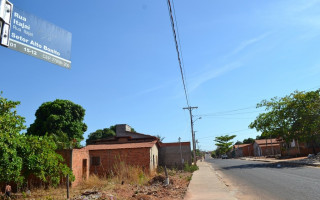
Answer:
[{"xmin": 184, "ymin": 161, "xmax": 237, "ymax": 200}]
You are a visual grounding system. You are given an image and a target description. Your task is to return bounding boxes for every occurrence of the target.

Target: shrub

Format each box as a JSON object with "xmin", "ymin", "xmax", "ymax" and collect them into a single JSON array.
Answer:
[{"xmin": 184, "ymin": 163, "xmax": 199, "ymax": 173}]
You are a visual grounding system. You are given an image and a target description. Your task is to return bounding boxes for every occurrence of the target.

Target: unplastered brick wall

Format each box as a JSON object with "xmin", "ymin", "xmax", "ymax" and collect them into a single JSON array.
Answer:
[
  {"xmin": 89, "ymin": 148, "xmax": 151, "ymax": 176},
  {"xmin": 71, "ymin": 148, "xmax": 89, "ymax": 187}
]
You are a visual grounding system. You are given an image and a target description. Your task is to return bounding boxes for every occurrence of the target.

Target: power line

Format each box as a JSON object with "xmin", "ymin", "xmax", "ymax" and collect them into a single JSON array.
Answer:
[
  {"xmin": 199, "ymin": 110, "xmax": 263, "ymax": 117},
  {"xmin": 195, "ymin": 106, "xmax": 258, "ymax": 116},
  {"xmin": 171, "ymin": 0, "xmax": 189, "ymax": 97},
  {"xmin": 197, "ymin": 128, "xmax": 251, "ymax": 140},
  {"xmin": 166, "ymin": 0, "xmax": 190, "ymax": 107}
]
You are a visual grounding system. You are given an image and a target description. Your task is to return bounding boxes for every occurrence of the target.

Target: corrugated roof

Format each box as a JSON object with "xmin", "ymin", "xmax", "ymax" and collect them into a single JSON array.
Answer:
[
  {"xmin": 255, "ymin": 138, "xmax": 278, "ymax": 145},
  {"xmin": 85, "ymin": 141, "xmax": 157, "ymax": 151}
]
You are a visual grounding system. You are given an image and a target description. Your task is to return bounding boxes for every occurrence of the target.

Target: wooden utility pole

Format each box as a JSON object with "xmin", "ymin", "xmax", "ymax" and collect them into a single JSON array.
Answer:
[{"xmin": 183, "ymin": 106, "xmax": 198, "ymax": 165}]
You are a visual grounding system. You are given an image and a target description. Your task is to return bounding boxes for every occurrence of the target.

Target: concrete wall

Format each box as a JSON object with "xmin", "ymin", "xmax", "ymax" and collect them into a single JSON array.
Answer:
[
  {"xmin": 115, "ymin": 124, "xmax": 150, "ymax": 139},
  {"xmin": 159, "ymin": 142, "xmax": 192, "ymax": 168},
  {"xmin": 150, "ymin": 144, "xmax": 158, "ymax": 171},
  {"xmin": 253, "ymin": 142, "xmax": 261, "ymax": 156},
  {"xmin": 116, "ymin": 124, "xmax": 132, "ymax": 135}
]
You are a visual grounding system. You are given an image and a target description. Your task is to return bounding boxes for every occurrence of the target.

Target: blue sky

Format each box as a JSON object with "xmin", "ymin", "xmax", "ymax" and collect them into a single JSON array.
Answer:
[{"xmin": 1, "ymin": 0, "xmax": 320, "ymax": 150}]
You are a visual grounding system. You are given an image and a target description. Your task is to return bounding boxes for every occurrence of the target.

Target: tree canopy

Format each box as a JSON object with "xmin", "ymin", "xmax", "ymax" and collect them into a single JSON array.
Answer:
[
  {"xmin": 0, "ymin": 93, "xmax": 73, "ymax": 186},
  {"xmin": 86, "ymin": 127, "xmax": 116, "ymax": 145},
  {"xmin": 27, "ymin": 99, "xmax": 87, "ymax": 149},
  {"xmin": 243, "ymin": 137, "xmax": 255, "ymax": 144},
  {"xmin": 249, "ymin": 89, "xmax": 320, "ymax": 145},
  {"xmin": 0, "ymin": 93, "xmax": 25, "ymax": 183},
  {"xmin": 214, "ymin": 134, "xmax": 236, "ymax": 154},
  {"xmin": 235, "ymin": 141, "xmax": 243, "ymax": 145}
]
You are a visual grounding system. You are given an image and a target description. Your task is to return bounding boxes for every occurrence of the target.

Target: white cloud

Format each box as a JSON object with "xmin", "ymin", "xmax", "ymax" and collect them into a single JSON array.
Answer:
[
  {"xmin": 189, "ymin": 61, "xmax": 242, "ymax": 92},
  {"xmin": 228, "ymin": 32, "xmax": 272, "ymax": 57}
]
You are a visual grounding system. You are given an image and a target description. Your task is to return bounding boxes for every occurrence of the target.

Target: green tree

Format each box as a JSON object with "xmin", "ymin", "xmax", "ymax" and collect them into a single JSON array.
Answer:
[
  {"xmin": 27, "ymin": 99, "xmax": 87, "ymax": 149},
  {"xmin": 235, "ymin": 140, "xmax": 243, "ymax": 145},
  {"xmin": 19, "ymin": 135, "xmax": 74, "ymax": 187},
  {"xmin": 249, "ymin": 89, "xmax": 320, "ymax": 153},
  {"xmin": 0, "ymin": 93, "xmax": 25, "ymax": 183},
  {"xmin": 243, "ymin": 137, "xmax": 255, "ymax": 144},
  {"xmin": 86, "ymin": 128, "xmax": 116, "ymax": 145},
  {"xmin": 214, "ymin": 135, "xmax": 236, "ymax": 154},
  {"xmin": 0, "ymin": 94, "xmax": 74, "ymax": 186},
  {"xmin": 211, "ymin": 147, "xmax": 222, "ymax": 158}
]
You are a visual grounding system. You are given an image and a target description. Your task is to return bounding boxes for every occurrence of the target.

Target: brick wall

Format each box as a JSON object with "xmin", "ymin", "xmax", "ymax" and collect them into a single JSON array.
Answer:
[
  {"xmin": 57, "ymin": 149, "xmax": 90, "ymax": 187},
  {"xmin": 71, "ymin": 148, "xmax": 89, "ymax": 187},
  {"xmin": 234, "ymin": 144, "xmax": 254, "ymax": 157},
  {"xmin": 57, "ymin": 149, "xmax": 72, "ymax": 167},
  {"xmin": 260, "ymin": 146, "xmax": 281, "ymax": 156},
  {"xmin": 89, "ymin": 147, "xmax": 151, "ymax": 176}
]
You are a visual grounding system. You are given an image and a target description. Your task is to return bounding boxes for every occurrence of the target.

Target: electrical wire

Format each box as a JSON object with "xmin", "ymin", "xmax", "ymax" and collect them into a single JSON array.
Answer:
[
  {"xmin": 197, "ymin": 128, "xmax": 251, "ymax": 140},
  {"xmin": 199, "ymin": 110, "xmax": 263, "ymax": 117},
  {"xmin": 167, "ymin": 0, "xmax": 190, "ymax": 107}
]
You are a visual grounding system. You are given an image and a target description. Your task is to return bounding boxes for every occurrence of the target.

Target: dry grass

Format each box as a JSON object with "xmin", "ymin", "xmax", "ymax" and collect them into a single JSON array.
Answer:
[
  {"xmin": 77, "ymin": 174, "xmax": 112, "ymax": 190},
  {"xmin": 112, "ymin": 160, "xmax": 152, "ymax": 185},
  {"xmin": 11, "ymin": 168, "xmax": 192, "ymax": 200},
  {"xmin": 12, "ymin": 160, "xmax": 159, "ymax": 199}
]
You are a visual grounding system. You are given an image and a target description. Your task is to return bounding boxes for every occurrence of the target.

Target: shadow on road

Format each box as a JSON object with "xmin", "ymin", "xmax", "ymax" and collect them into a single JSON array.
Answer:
[{"xmin": 219, "ymin": 162, "xmax": 305, "ymax": 170}]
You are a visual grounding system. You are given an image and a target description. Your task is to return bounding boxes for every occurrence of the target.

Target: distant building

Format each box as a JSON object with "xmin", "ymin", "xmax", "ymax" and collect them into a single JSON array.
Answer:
[
  {"xmin": 233, "ymin": 143, "xmax": 254, "ymax": 157},
  {"xmin": 253, "ymin": 139, "xmax": 281, "ymax": 156},
  {"xmin": 278, "ymin": 139, "xmax": 320, "ymax": 157}
]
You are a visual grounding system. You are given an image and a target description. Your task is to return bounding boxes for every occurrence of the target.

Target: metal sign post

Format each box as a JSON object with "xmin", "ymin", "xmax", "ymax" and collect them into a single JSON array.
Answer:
[
  {"xmin": 0, "ymin": 0, "xmax": 13, "ymax": 47},
  {"xmin": 0, "ymin": 0, "xmax": 72, "ymax": 68}
]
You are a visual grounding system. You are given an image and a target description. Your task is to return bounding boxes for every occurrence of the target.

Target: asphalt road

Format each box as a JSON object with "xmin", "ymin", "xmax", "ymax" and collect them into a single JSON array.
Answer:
[{"xmin": 207, "ymin": 158, "xmax": 320, "ymax": 200}]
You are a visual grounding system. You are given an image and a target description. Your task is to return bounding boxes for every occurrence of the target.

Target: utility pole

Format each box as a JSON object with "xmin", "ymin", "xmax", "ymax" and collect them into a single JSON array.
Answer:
[
  {"xmin": 183, "ymin": 106, "xmax": 198, "ymax": 165},
  {"xmin": 179, "ymin": 137, "xmax": 183, "ymax": 169}
]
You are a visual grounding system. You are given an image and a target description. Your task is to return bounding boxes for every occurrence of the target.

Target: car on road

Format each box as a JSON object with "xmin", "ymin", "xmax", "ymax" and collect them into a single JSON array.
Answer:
[{"xmin": 221, "ymin": 154, "xmax": 228, "ymax": 159}]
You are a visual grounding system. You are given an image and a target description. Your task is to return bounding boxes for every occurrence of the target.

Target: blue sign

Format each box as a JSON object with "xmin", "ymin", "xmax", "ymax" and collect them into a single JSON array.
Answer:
[{"xmin": 8, "ymin": 6, "xmax": 72, "ymax": 68}]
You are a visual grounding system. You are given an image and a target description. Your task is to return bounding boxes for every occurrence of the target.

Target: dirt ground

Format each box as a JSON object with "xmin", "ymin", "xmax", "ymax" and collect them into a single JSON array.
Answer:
[
  {"xmin": 73, "ymin": 171, "xmax": 192, "ymax": 200},
  {"xmin": 7, "ymin": 171, "xmax": 192, "ymax": 200}
]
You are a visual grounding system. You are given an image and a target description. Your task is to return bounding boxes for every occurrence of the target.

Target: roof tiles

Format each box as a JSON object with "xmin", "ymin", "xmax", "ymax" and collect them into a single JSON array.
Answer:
[{"xmin": 85, "ymin": 141, "xmax": 157, "ymax": 151}]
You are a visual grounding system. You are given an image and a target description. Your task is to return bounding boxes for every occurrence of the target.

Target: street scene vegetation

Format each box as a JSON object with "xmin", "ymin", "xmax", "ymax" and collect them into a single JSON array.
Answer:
[{"xmin": 0, "ymin": 92, "xmax": 198, "ymax": 199}]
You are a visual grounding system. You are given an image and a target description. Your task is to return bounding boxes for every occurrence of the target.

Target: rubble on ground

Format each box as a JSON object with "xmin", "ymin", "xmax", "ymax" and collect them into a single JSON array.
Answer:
[
  {"xmin": 72, "ymin": 190, "xmax": 116, "ymax": 200},
  {"xmin": 71, "ymin": 171, "xmax": 191, "ymax": 200}
]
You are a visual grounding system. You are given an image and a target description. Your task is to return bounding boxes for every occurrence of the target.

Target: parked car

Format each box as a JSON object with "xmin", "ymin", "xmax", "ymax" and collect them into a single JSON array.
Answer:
[{"xmin": 221, "ymin": 154, "xmax": 228, "ymax": 159}]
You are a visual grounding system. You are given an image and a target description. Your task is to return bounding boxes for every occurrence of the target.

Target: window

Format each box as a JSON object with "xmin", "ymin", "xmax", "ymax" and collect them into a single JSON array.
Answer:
[{"xmin": 91, "ymin": 156, "xmax": 100, "ymax": 166}]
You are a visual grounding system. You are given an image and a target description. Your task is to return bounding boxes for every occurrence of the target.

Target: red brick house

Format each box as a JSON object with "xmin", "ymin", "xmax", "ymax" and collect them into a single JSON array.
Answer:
[
  {"xmin": 87, "ymin": 141, "xmax": 159, "ymax": 176},
  {"xmin": 59, "ymin": 124, "xmax": 192, "ymax": 187},
  {"xmin": 233, "ymin": 143, "xmax": 254, "ymax": 157},
  {"xmin": 59, "ymin": 124, "xmax": 160, "ymax": 187},
  {"xmin": 253, "ymin": 139, "xmax": 281, "ymax": 156}
]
